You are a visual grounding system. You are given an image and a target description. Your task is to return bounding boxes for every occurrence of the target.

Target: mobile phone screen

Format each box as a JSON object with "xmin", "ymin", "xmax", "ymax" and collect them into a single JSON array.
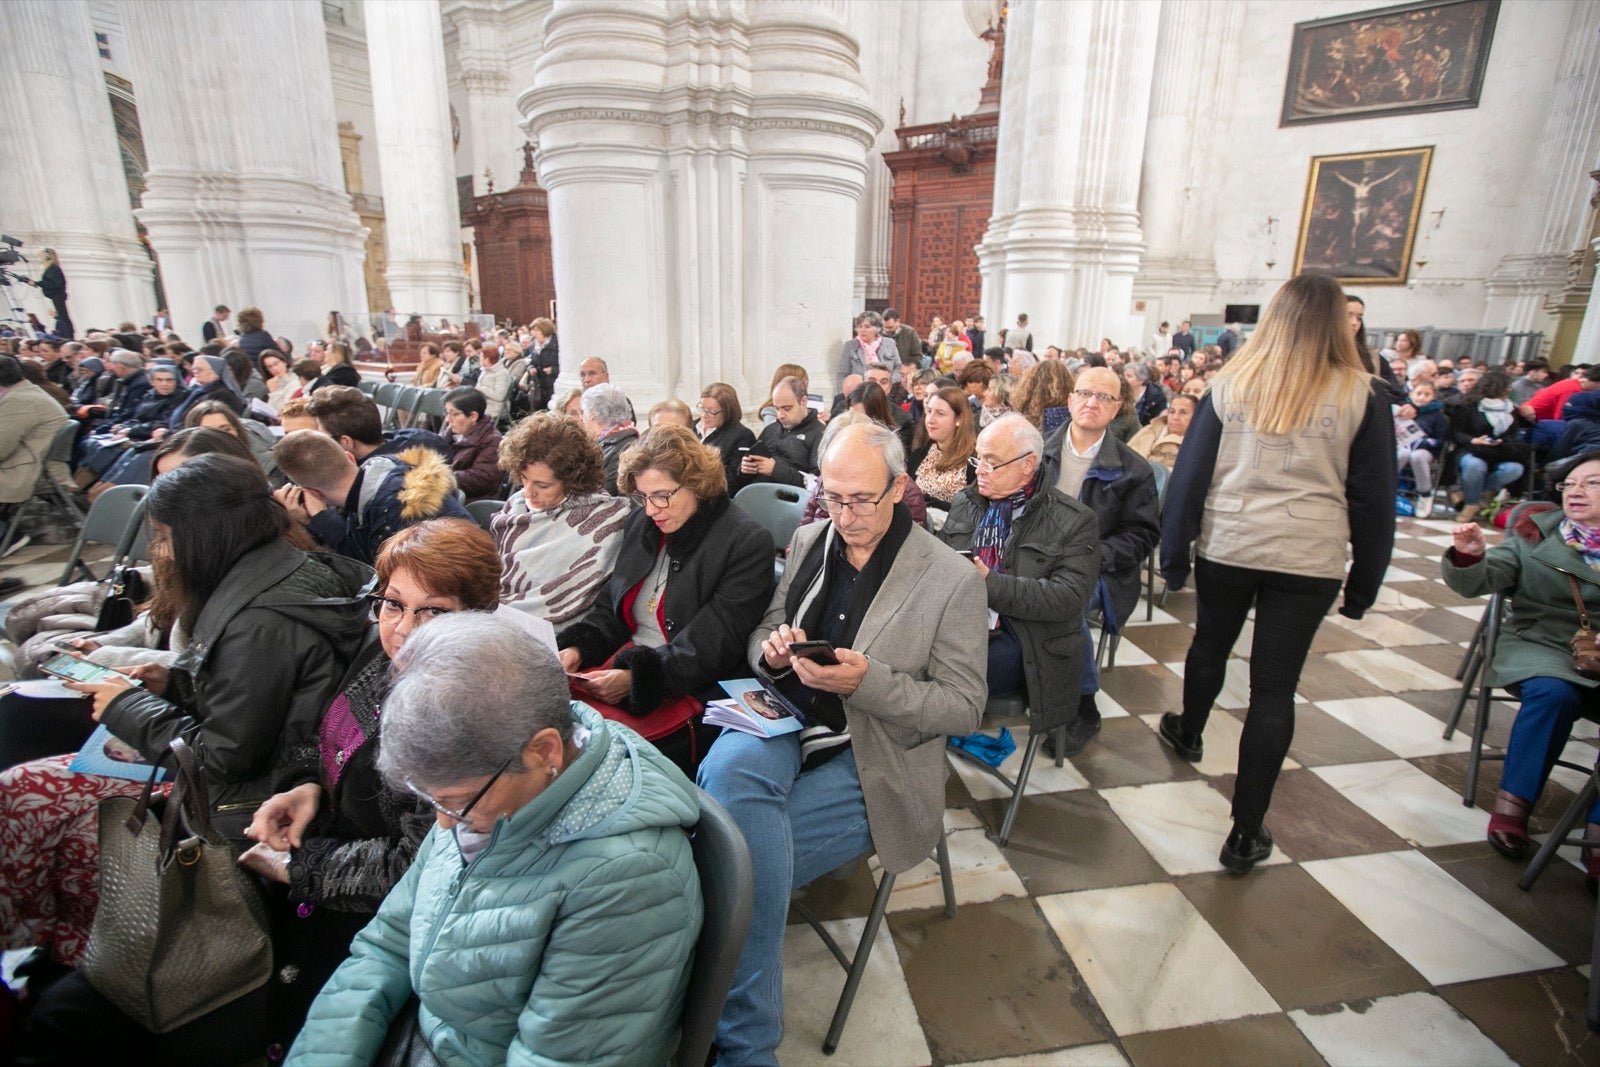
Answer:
[
  {"xmin": 788, "ymin": 641, "xmax": 840, "ymax": 666},
  {"xmin": 38, "ymin": 653, "xmax": 138, "ymax": 687}
]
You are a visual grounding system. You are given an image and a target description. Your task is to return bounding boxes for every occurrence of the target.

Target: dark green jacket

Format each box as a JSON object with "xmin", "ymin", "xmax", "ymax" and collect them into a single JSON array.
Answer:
[
  {"xmin": 939, "ymin": 483, "xmax": 1101, "ymax": 730},
  {"xmin": 1441, "ymin": 508, "xmax": 1600, "ymax": 688}
]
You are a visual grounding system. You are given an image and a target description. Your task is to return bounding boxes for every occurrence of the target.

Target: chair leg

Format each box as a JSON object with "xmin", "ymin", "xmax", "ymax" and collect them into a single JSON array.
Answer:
[
  {"xmin": 936, "ymin": 835, "xmax": 956, "ymax": 919},
  {"xmin": 1052, "ymin": 726, "xmax": 1066, "ymax": 768},
  {"xmin": 0, "ymin": 505, "xmax": 23, "ymax": 558},
  {"xmin": 1145, "ymin": 550, "xmax": 1155, "ymax": 622},
  {"xmin": 1455, "ymin": 613, "xmax": 1487, "ymax": 681},
  {"xmin": 1096, "ymin": 626, "xmax": 1110, "ymax": 670},
  {"xmin": 996, "ymin": 731, "xmax": 1043, "ymax": 847},
  {"xmin": 1520, "ymin": 773, "xmax": 1599, "ymax": 891},
  {"xmin": 1442, "ymin": 643, "xmax": 1482, "ymax": 741},
  {"xmin": 823, "ymin": 871, "xmax": 896, "ymax": 1055},
  {"xmin": 1590, "ymin": 887, "xmax": 1600, "ymax": 1033},
  {"xmin": 1462, "ymin": 680, "xmax": 1494, "ymax": 806}
]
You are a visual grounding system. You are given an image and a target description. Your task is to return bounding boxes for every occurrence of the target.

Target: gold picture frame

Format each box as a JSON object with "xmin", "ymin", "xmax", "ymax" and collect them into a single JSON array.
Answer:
[{"xmin": 1292, "ymin": 146, "xmax": 1432, "ymax": 285}]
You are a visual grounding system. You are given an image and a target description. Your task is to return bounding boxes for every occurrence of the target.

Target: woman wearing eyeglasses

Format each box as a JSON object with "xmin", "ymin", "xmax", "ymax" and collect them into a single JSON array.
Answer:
[
  {"xmin": 1160, "ymin": 272, "xmax": 1395, "ymax": 874},
  {"xmin": 696, "ymin": 381, "xmax": 755, "ymax": 489},
  {"xmin": 288, "ymin": 613, "xmax": 701, "ymax": 1067},
  {"xmin": 557, "ymin": 425, "xmax": 776, "ymax": 773},
  {"xmin": 1442, "ymin": 452, "xmax": 1600, "ymax": 876}
]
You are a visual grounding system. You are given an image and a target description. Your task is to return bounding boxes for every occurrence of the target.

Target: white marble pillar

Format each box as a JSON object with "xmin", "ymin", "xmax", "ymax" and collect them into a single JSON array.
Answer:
[
  {"xmin": 121, "ymin": 0, "xmax": 367, "ymax": 346},
  {"xmin": 523, "ymin": 0, "xmax": 878, "ymax": 406},
  {"xmin": 0, "ymin": 0, "xmax": 153, "ymax": 331},
  {"xmin": 977, "ymin": 0, "xmax": 1160, "ymax": 349},
  {"xmin": 366, "ymin": 0, "xmax": 468, "ymax": 316},
  {"xmin": 1133, "ymin": 0, "xmax": 1245, "ymax": 326},
  {"xmin": 1575, "ymin": 236, "xmax": 1600, "ymax": 367},
  {"xmin": 847, "ymin": 0, "xmax": 914, "ymax": 307},
  {"xmin": 447, "ymin": 4, "xmax": 521, "ymax": 198},
  {"xmin": 1483, "ymin": 0, "xmax": 1600, "ymax": 330}
]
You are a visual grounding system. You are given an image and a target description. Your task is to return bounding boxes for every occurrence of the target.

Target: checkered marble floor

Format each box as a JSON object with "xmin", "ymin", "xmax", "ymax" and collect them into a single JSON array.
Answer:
[{"xmin": 781, "ymin": 516, "xmax": 1600, "ymax": 1067}]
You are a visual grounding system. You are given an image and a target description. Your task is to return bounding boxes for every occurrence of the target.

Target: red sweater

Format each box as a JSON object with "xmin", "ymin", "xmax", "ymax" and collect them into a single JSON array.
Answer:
[{"xmin": 1529, "ymin": 377, "xmax": 1582, "ymax": 421}]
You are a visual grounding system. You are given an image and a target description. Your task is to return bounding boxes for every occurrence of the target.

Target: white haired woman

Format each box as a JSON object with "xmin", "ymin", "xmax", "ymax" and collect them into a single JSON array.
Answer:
[{"xmin": 288, "ymin": 612, "xmax": 702, "ymax": 1066}]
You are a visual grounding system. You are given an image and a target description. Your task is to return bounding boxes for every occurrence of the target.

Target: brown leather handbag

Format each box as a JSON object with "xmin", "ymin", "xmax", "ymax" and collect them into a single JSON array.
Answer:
[{"xmin": 1565, "ymin": 575, "xmax": 1600, "ymax": 680}]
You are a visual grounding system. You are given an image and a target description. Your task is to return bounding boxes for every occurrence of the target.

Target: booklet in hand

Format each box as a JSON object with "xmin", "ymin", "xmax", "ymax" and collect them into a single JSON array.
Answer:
[
  {"xmin": 709, "ymin": 677, "xmax": 805, "ymax": 738},
  {"xmin": 69, "ymin": 724, "xmax": 171, "ymax": 782}
]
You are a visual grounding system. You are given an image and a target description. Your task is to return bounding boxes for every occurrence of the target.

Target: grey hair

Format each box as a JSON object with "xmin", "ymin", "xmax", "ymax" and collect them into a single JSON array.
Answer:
[
  {"xmin": 580, "ymin": 383, "xmax": 632, "ymax": 428},
  {"xmin": 985, "ymin": 412, "xmax": 1044, "ymax": 464},
  {"xmin": 377, "ymin": 612, "xmax": 574, "ymax": 791},
  {"xmin": 853, "ymin": 311, "xmax": 885, "ymax": 331},
  {"xmin": 1127, "ymin": 361, "xmax": 1152, "ymax": 383},
  {"xmin": 865, "ymin": 361, "xmax": 895, "ymax": 376},
  {"xmin": 987, "ymin": 373, "xmax": 1016, "ymax": 406},
  {"xmin": 818, "ymin": 411, "xmax": 906, "ymax": 479}
]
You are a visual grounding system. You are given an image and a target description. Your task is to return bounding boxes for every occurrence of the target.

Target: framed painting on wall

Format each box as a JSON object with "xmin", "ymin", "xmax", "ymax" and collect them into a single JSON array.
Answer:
[
  {"xmin": 1293, "ymin": 147, "xmax": 1432, "ymax": 285},
  {"xmin": 1280, "ymin": 0, "xmax": 1499, "ymax": 126}
]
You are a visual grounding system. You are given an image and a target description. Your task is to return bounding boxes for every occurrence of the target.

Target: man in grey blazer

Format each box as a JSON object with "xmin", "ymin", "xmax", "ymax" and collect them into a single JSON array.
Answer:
[
  {"xmin": 698, "ymin": 415, "xmax": 988, "ymax": 1065},
  {"xmin": 834, "ymin": 310, "xmax": 892, "ymax": 393}
]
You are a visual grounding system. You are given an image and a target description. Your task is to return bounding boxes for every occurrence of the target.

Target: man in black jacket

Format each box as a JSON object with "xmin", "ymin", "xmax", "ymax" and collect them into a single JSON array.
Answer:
[
  {"xmin": 1039, "ymin": 367, "xmax": 1161, "ymax": 755},
  {"xmin": 739, "ymin": 376, "xmax": 821, "ymax": 490}
]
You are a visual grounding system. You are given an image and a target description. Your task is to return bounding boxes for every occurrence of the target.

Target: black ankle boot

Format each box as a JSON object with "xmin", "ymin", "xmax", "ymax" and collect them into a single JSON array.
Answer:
[{"xmin": 1220, "ymin": 823, "xmax": 1273, "ymax": 874}]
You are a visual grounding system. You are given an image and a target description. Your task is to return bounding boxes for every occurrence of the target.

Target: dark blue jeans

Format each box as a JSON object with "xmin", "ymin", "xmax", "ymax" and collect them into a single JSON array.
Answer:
[{"xmin": 1503, "ymin": 675, "xmax": 1600, "ymax": 821}]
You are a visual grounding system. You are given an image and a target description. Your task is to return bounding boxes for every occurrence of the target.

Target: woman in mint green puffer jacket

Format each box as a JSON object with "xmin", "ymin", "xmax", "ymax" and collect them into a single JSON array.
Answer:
[{"xmin": 287, "ymin": 613, "xmax": 702, "ymax": 1067}]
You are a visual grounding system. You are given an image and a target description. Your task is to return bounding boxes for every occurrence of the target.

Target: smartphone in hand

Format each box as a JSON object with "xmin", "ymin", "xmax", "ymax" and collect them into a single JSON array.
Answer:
[{"xmin": 787, "ymin": 640, "xmax": 841, "ymax": 666}]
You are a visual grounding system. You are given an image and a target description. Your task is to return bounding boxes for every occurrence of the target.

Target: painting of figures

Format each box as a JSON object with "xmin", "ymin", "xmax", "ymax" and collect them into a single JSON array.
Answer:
[
  {"xmin": 1282, "ymin": 0, "xmax": 1498, "ymax": 125},
  {"xmin": 1293, "ymin": 147, "xmax": 1432, "ymax": 285}
]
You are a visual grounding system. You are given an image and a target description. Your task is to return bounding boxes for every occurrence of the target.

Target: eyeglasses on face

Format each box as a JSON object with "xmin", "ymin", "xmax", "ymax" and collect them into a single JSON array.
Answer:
[
  {"xmin": 969, "ymin": 453, "xmax": 1031, "ymax": 474},
  {"xmin": 820, "ymin": 479, "xmax": 894, "ymax": 518},
  {"xmin": 407, "ymin": 754, "xmax": 515, "ymax": 822},
  {"xmin": 697, "ymin": 404, "xmax": 722, "ymax": 417},
  {"xmin": 630, "ymin": 485, "xmax": 687, "ymax": 509},
  {"xmin": 369, "ymin": 594, "xmax": 455, "ymax": 625},
  {"xmin": 1072, "ymin": 390, "xmax": 1119, "ymax": 406},
  {"xmin": 1557, "ymin": 478, "xmax": 1600, "ymax": 494}
]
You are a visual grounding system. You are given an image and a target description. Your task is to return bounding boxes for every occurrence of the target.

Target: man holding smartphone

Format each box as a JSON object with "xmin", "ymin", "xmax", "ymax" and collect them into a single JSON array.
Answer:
[{"xmin": 697, "ymin": 417, "xmax": 987, "ymax": 1064}]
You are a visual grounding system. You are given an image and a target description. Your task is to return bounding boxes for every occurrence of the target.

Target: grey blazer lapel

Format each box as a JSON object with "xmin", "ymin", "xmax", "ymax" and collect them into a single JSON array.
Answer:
[{"xmin": 851, "ymin": 532, "xmax": 931, "ymax": 653}]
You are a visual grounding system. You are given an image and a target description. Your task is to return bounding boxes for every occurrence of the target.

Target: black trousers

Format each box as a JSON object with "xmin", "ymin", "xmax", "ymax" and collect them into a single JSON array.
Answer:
[
  {"xmin": 48, "ymin": 298, "xmax": 73, "ymax": 341},
  {"xmin": 1179, "ymin": 557, "xmax": 1341, "ymax": 832}
]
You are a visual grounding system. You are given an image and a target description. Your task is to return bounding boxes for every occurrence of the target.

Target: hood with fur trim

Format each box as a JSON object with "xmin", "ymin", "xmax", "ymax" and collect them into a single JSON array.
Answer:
[{"xmin": 392, "ymin": 445, "xmax": 458, "ymax": 522}]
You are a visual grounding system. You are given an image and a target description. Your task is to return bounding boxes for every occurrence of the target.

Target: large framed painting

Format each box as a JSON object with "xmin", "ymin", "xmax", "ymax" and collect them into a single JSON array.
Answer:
[
  {"xmin": 1293, "ymin": 147, "xmax": 1432, "ymax": 285},
  {"xmin": 1281, "ymin": 0, "xmax": 1499, "ymax": 126}
]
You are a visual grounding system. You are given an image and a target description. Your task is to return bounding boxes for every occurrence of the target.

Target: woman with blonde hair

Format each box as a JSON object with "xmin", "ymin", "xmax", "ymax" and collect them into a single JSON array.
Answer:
[
  {"xmin": 1158, "ymin": 271, "xmax": 1395, "ymax": 873},
  {"xmin": 321, "ymin": 340, "xmax": 362, "ymax": 388},
  {"xmin": 35, "ymin": 248, "xmax": 72, "ymax": 338}
]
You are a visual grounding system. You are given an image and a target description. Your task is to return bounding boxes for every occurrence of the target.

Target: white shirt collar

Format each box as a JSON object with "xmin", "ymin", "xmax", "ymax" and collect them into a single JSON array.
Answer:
[{"xmin": 1066, "ymin": 427, "xmax": 1107, "ymax": 460}]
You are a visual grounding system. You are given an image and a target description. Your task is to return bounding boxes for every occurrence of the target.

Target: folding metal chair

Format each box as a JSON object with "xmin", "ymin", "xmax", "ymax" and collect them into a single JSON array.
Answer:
[
  {"xmin": 945, "ymin": 692, "xmax": 1067, "ymax": 847},
  {"xmin": 59, "ymin": 484, "xmax": 149, "ymax": 585}
]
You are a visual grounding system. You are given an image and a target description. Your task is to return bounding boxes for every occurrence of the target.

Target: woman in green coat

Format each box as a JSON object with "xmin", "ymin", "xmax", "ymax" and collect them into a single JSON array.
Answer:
[
  {"xmin": 288, "ymin": 613, "xmax": 702, "ymax": 1066},
  {"xmin": 1442, "ymin": 452, "xmax": 1600, "ymax": 874}
]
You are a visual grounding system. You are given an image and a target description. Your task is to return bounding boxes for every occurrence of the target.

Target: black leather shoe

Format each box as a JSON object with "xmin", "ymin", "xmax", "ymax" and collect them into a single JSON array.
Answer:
[
  {"xmin": 1157, "ymin": 713, "xmax": 1203, "ymax": 762},
  {"xmin": 1042, "ymin": 716, "xmax": 1101, "ymax": 759},
  {"xmin": 1220, "ymin": 824, "xmax": 1273, "ymax": 874}
]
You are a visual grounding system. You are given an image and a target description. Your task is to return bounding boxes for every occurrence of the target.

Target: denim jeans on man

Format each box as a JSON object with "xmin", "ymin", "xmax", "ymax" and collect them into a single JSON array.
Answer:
[{"xmin": 697, "ymin": 731, "xmax": 874, "ymax": 1065}]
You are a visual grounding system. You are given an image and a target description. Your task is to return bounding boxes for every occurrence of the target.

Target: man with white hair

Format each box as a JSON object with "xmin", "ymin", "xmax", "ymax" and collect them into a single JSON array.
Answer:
[
  {"xmin": 698, "ymin": 417, "xmax": 987, "ymax": 1064},
  {"xmin": 938, "ymin": 413, "xmax": 1100, "ymax": 745},
  {"xmin": 578, "ymin": 383, "xmax": 639, "ymax": 495}
]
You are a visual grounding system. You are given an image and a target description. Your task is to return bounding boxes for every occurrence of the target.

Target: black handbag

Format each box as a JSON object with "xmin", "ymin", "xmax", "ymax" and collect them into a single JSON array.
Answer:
[
  {"xmin": 94, "ymin": 566, "xmax": 147, "ymax": 632},
  {"xmin": 81, "ymin": 738, "xmax": 273, "ymax": 1032}
]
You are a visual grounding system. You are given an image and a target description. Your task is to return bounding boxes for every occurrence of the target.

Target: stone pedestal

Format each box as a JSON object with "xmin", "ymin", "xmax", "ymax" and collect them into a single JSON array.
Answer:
[
  {"xmin": 977, "ymin": 0, "xmax": 1160, "ymax": 351},
  {"xmin": 366, "ymin": 0, "xmax": 468, "ymax": 317},
  {"xmin": 122, "ymin": 0, "xmax": 367, "ymax": 346},
  {"xmin": 522, "ymin": 0, "xmax": 878, "ymax": 405},
  {"xmin": 0, "ymin": 0, "xmax": 153, "ymax": 331}
]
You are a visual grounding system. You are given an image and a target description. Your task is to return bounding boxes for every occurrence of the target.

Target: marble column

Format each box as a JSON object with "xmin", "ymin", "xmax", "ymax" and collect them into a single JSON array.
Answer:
[
  {"xmin": 1133, "ymin": 0, "xmax": 1246, "ymax": 330},
  {"xmin": 121, "ymin": 0, "xmax": 367, "ymax": 347},
  {"xmin": 1573, "ymin": 235, "xmax": 1600, "ymax": 367},
  {"xmin": 366, "ymin": 0, "xmax": 468, "ymax": 316},
  {"xmin": 523, "ymin": 0, "xmax": 878, "ymax": 406},
  {"xmin": 1483, "ymin": 0, "xmax": 1600, "ymax": 331},
  {"xmin": 0, "ymin": 0, "xmax": 153, "ymax": 331},
  {"xmin": 447, "ymin": 3, "xmax": 521, "ymax": 198},
  {"xmin": 847, "ymin": 0, "xmax": 915, "ymax": 308},
  {"xmin": 977, "ymin": 0, "xmax": 1160, "ymax": 350}
]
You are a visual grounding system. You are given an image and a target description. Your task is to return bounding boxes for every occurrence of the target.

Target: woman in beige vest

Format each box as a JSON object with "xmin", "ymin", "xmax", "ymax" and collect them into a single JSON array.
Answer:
[{"xmin": 1157, "ymin": 272, "xmax": 1396, "ymax": 873}]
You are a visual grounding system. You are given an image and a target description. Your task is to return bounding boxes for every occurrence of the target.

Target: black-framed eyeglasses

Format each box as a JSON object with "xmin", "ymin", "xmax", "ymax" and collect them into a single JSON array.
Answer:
[
  {"xmin": 968, "ymin": 453, "xmax": 1031, "ymax": 474},
  {"xmin": 819, "ymin": 479, "xmax": 895, "ymax": 518},
  {"xmin": 631, "ymin": 485, "xmax": 687, "ymax": 509},
  {"xmin": 1072, "ymin": 389, "xmax": 1120, "ymax": 406},
  {"xmin": 407, "ymin": 754, "xmax": 515, "ymax": 823},
  {"xmin": 369, "ymin": 594, "xmax": 455, "ymax": 625},
  {"xmin": 696, "ymin": 404, "xmax": 723, "ymax": 418}
]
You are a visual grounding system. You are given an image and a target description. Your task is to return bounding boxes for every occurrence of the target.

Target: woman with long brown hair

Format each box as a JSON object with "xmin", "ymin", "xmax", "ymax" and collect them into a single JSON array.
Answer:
[
  {"xmin": 1159, "ymin": 271, "xmax": 1395, "ymax": 873},
  {"xmin": 907, "ymin": 384, "xmax": 977, "ymax": 511}
]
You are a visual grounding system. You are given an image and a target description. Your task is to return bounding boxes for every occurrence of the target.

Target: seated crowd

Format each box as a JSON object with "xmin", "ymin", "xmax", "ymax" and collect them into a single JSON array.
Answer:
[{"xmin": 0, "ymin": 298, "xmax": 1572, "ymax": 1064}]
